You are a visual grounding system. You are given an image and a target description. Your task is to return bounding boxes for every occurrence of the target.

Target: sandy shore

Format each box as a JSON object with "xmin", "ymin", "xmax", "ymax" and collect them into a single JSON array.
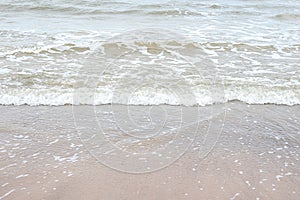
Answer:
[{"xmin": 0, "ymin": 102, "xmax": 299, "ymax": 199}]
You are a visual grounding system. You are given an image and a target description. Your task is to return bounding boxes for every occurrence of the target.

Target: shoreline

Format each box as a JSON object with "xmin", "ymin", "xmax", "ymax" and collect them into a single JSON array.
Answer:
[{"xmin": 0, "ymin": 99, "xmax": 299, "ymax": 107}]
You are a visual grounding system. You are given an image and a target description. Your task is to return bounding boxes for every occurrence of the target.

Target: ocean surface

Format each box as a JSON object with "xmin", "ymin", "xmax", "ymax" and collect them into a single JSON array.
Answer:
[{"xmin": 0, "ymin": 0, "xmax": 299, "ymax": 106}]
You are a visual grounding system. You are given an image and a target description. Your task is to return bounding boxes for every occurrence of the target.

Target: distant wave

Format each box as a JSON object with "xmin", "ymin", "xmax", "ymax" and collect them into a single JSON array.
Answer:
[
  {"xmin": 0, "ymin": 3, "xmax": 204, "ymax": 16},
  {"xmin": 273, "ymin": 14, "xmax": 300, "ymax": 20}
]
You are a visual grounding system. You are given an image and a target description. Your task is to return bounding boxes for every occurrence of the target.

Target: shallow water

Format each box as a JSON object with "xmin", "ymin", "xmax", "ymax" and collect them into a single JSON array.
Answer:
[{"xmin": 0, "ymin": 103, "xmax": 299, "ymax": 199}]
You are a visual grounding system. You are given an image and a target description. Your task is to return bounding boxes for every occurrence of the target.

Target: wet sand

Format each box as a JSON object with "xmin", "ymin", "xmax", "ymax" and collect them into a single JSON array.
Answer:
[{"xmin": 0, "ymin": 102, "xmax": 299, "ymax": 200}]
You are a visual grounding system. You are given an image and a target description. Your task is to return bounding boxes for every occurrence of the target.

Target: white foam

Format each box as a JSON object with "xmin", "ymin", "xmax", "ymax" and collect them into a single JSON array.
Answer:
[
  {"xmin": 0, "ymin": 189, "xmax": 15, "ymax": 200},
  {"xmin": 0, "ymin": 85, "xmax": 299, "ymax": 106}
]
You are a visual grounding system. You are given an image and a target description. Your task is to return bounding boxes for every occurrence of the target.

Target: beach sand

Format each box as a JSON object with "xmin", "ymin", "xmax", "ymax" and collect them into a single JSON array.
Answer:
[{"xmin": 0, "ymin": 102, "xmax": 299, "ymax": 200}]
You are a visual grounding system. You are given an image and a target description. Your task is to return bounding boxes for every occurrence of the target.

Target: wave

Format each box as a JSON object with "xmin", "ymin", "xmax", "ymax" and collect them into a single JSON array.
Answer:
[
  {"xmin": 0, "ymin": 86, "xmax": 299, "ymax": 106},
  {"xmin": 1, "ymin": 28, "xmax": 298, "ymax": 57},
  {"xmin": 2, "ymin": 40, "xmax": 299, "ymax": 58}
]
